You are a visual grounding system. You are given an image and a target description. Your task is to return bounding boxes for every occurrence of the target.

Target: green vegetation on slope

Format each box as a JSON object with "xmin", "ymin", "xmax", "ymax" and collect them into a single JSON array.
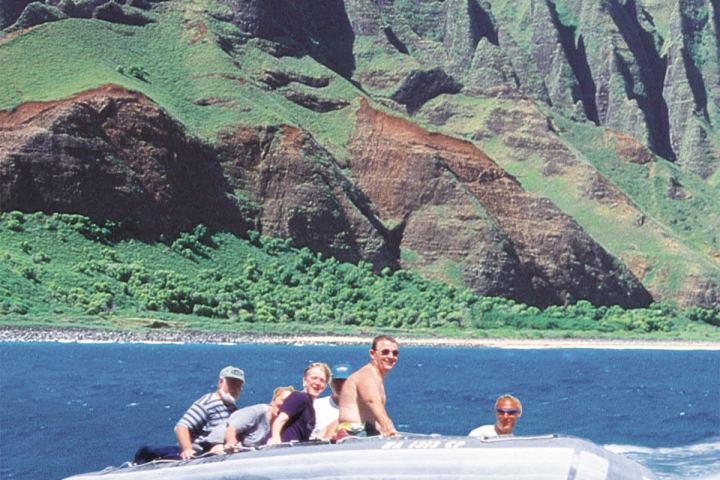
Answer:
[
  {"xmin": 555, "ymin": 116, "xmax": 720, "ymax": 253},
  {"xmin": 0, "ymin": 2, "xmax": 359, "ymax": 145},
  {"xmin": 1, "ymin": 212, "xmax": 718, "ymax": 340},
  {"xmin": 414, "ymin": 93, "xmax": 720, "ymax": 303}
]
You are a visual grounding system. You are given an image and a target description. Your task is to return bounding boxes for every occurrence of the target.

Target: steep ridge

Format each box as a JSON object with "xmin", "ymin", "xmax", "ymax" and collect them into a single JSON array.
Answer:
[
  {"xmin": 348, "ymin": 100, "xmax": 651, "ymax": 307},
  {"xmin": 342, "ymin": 0, "xmax": 719, "ymax": 177},
  {"xmin": 605, "ymin": 0, "xmax": 674, "ymax": 161},
  {"xmin": 526, "ymin": 0, "xmax": 584, "ymax": 115},
  {"xmin": 544, "ymin": 0, "xmax": 599, "ymax": 123},
  {"xmin": 663, "ymin": 0, "xmax": 720, "ymax": 179}
]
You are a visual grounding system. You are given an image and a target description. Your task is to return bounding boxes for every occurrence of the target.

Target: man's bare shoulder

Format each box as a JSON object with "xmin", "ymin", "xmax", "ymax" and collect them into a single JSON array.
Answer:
[
  {"xmin": 349, "ymin": 363, "xmax": 375, "ymax": 380},
  {"xmin": 339, "ymin": 368, "xmax": 364, "ymax": 399},
  {"xmin": 348, "ymin": 364, "xmax": 382, "ymax": 389}
]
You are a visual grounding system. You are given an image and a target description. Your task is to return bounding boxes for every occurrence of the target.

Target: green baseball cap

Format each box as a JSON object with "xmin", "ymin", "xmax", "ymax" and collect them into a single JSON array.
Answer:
[{"xmin": 219, "ymin": 366, "xmax": 245, "ymax": 382}]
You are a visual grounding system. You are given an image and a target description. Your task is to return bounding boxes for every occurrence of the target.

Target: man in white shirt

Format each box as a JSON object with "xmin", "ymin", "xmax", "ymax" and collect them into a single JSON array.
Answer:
[
  {"xmin": 311, "ymin": 362, "xmax": 351, "ymax": 439},
  {"xmin": 468, "ymin": 394, "xmax": 522, "ymax": 437}
]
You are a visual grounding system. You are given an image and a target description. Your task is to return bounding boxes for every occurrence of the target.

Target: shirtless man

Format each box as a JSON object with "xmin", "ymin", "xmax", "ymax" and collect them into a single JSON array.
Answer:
[{"xmin": 337, "ymin": 335, "xmax": 399, "ymax": 437}]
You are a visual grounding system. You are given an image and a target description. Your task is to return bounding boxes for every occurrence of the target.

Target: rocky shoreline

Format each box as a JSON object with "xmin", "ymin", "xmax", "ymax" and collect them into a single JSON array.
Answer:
[
  {"xmin": 0, "ymin": 326, "xmax": 361, "ymax": 345},
  {"xmin": 1, "ymin": 326, "xmax": 719, "ymax": 350}
]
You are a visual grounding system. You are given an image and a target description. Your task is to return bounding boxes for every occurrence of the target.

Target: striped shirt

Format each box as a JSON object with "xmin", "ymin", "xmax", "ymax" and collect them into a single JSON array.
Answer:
[{"xmin": 176, "ymin": 392, "xmax": 237, "ymax": 448}]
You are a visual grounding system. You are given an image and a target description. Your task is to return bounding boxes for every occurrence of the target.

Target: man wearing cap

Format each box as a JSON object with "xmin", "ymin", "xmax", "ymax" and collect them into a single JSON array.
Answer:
[
  {"xmin": 175, "ymin": 366, "xmax": 245, "ymax": 459},
  {"xmin": 133, "ymin": 366, "xmax": 245, "ymax": 464},
  {"xmin": 311, "ymin": 362, "xmax": 351, "ymax": 439},
  {"xmin": 468, "ymin": 394, "xmax": 523, "ymax": 437},
  {"xmin": 206, "ymin": 385, "xmax": 295, "ymax": 451}
]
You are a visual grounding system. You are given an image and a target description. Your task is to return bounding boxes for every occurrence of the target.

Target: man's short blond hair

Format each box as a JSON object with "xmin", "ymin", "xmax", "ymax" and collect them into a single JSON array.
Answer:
[{"xmin": 272, "ymin": 385, "xmax": 295, "ymax": 400}]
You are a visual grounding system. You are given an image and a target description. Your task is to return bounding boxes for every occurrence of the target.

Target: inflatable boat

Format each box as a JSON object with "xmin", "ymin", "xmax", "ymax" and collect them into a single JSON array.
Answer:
[{"xmin": 64, "ymin": 434, "xmax": 658, "ymax": 479}]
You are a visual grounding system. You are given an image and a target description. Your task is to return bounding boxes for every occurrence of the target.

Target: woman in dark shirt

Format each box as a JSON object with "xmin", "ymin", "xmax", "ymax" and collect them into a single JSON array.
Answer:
[{"xmin": 268, "ymin": 362, "xmax": 330, "ymax": 444}]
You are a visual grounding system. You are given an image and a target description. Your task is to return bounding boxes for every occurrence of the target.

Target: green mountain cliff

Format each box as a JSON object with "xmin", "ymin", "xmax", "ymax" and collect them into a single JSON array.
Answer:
[{"xmin": 1, "ymin": 0, "xmax": 719, "ymax": 314}]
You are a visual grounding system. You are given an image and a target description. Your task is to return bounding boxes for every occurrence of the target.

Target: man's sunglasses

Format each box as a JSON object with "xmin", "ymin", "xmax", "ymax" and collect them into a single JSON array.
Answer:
[
  {"xmin": 377, "ymin": 348, "xmax": 400, "ymax": 357},
  {"xmin": 496, "ymin": 408, "xmax": 519, "ymax": 416}
]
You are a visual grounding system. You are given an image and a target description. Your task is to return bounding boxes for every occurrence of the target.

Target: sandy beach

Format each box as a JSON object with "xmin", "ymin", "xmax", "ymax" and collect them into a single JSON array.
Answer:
[{"xmin": 1, "ymin": 326, "xmax": 719, "ymax": 350}]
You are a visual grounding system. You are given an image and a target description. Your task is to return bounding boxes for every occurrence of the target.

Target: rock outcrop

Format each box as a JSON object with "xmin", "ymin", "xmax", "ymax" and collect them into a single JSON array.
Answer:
[
  {"xmin": 217, "ymin": 0, "xmax": 356, "ymax": 78},
  {"xmin": 1, "ymin": 0, "xmax": 157, "ymax": 32},
  {"xmin": 3, "ymin": 2, "xmax": 67, "ymax": 32},
  {"xmin": 92, "ymin": 1, "xmax": 153, "ymax": 26},
  {"xmin": 0, "ymin": 86, "xmax": 246, "ymax": 237},
  {"xmin": 215, "ymin": 124, "xmax": 398, "ymax": 268},
  {"xmin": 390, "ymin": 68, "xmax": 463, "ymax": 114},
  {"xmin": 1, "ymin": 1, "xmax": 36, "ymax": 30}
]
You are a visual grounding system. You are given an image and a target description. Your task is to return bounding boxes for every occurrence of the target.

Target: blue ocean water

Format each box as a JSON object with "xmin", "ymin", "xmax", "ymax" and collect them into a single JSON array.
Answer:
[{"xmin": 0, "ymin": 342, "xmax": 718, "ymax": 480}]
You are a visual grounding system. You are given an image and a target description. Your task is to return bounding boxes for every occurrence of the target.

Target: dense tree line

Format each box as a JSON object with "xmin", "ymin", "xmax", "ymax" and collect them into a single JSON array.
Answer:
[{"xmin": 1, "ymin": 211, "xmax": 718, "ymax": 336}]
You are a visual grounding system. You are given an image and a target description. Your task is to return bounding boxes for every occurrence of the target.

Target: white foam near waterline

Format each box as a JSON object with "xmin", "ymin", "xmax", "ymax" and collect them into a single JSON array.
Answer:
[{"xmin": 605, "ymin": 438, "xmax": 720, "ymax": 479}]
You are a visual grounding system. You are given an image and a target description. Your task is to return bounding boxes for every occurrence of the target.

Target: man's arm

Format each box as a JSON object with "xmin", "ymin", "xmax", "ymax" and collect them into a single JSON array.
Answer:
[
  {"xmin": 356, "ymin": 381, "xmax": 396, "ymax": 436},
  {"xmin": 223, "ymin": 425, "xmax": 239, "ymax": 451},
  {"xmin": 267, "ymin": 412, "xmax": 289, "ymax": 445},
  {"xmin": 175, "ymin": 395, "xmax": 210, "ymax": 459},
  {"xmin": 221, "ymin": 406, "xmax": 255, "ymax": 450},
  {"xmin": 175, "ymin": 425, "xmax": 195, "ymax": 460}
]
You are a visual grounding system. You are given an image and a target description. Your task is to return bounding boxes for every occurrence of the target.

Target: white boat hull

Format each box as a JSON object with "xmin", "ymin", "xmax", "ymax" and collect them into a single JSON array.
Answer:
[{"xmin": 64, "ymin": 435, "xmax": 658, "ymax": 479}]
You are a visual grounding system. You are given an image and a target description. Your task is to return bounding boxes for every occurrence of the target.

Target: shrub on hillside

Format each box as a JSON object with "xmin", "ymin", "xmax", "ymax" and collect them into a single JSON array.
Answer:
[
  {"xmin": 127, "ymin": 65, "xmax": 150, "ymax": 81},
  {"xmin": 0, "ymin": 300, "xmax": 28, "ymax": 315},
  {"xmin": 32, "ymin": 252, "xmax": 51, "ymax": 264},
  {"xmin": 171, "ymin": 224, "xmax": 211, "ymax": 258},
  {"xmin": 684, "ymin": 307, "xmax": 720, "ymax": 326},
  {"xmin": 49, "ymin": 214, "xmax": 117, "ymax": 242},
  {"xmin": 3, "ymin": 211, "xmax": 25, "ymax": 232}
]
